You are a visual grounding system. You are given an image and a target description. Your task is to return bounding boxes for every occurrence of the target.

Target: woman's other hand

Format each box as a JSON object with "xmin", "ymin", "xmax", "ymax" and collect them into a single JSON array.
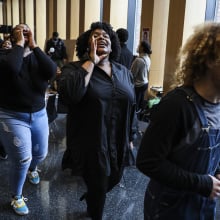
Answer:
[
  {"xmin": 89, "ymin": 35, "xmax": 108, "ymax": 65},
  {"xmin": 209, "ymin": 175, "xmax": 220, "ymax": 199},
  {"xmin": 13, "ymin": 26, "xmax": 25, "ymax": 47},
  {"xmin": 27, "ymin": 27, "xmax": 37, "ymax": 49}
]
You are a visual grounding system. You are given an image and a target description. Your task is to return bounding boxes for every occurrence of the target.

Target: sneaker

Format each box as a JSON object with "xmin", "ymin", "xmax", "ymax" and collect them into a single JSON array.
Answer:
[
  {"xmin": 27, "ymin": 170, "xmax": 40, "ymax": 185},
  {"xmin": 11, "ymin": 196, "xmax": 29, "ymax": 215},
  {"xmin": 0, "ymin": 152, "xmax": 8, "ymax": 160},
  {"xmin": 0, "ymin": 147, "xmax": 8, "ymax": 160},
  {"xmin": 136, "ymin": 109, "xmax": 142, "ymax": 114}
]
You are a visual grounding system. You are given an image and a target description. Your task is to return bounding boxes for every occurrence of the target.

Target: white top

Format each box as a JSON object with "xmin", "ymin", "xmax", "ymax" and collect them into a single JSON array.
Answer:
[{"xmin": 131, "ymin": 54, "xmax": 151, "ymax": 87}]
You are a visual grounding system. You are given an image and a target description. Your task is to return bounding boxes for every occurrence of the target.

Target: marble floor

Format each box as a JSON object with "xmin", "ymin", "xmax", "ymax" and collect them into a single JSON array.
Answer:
[
  {"xmin": 1, "ymin": 114, "xmax": 220, "ymax": 220},
  {"xmin": 0, "ymin": 115, "xmax": 148, "ymax": 220}
]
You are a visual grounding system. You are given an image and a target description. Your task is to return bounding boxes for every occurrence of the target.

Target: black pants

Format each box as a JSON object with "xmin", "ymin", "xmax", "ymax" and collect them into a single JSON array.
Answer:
[
  {"xmin": 135, "ymin": 83, "xmax": 148, "ymax": 112},
  {"xmin": 0, "ymin": 142, "xmax": 6, "ymax": 156},
  {"xmin": 83, "ymin": 153, "xmax": 123, "ymax": 220}
]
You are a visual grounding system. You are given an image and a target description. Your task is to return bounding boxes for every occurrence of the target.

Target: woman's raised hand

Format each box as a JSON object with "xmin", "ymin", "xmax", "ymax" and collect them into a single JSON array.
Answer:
[{"xmin": 89, "ymin": 36, "xmax": 108, "ymax": 65}]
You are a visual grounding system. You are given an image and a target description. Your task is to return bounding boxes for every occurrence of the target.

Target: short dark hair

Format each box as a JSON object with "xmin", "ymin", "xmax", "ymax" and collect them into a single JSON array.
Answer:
[
  {"xmin": 76, "ymin": 21, "xmax": 121, "ymax": 62},
  {"xmin": 141, "ymin": 41, "xmax": 152, "ymax": 54},
  {"xmin": 52, "ymin": 32, "xmax": 59, "ymax": 37},
  {"xmin": 116, "ymin": 28, "xmax": 129, "ymax": 43}
]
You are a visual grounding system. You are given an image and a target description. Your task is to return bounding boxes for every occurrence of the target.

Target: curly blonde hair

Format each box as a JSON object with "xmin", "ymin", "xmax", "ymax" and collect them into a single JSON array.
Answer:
[{"xmin": 172, "ymin": 22, "xmax": 220, "ymax": 88}]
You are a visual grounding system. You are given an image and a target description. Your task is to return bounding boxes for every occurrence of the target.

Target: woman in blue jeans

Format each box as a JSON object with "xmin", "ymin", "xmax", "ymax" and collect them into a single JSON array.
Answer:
[{"xmin": 0, "ymin": 24, "xmax": 56, "ymax": 216}]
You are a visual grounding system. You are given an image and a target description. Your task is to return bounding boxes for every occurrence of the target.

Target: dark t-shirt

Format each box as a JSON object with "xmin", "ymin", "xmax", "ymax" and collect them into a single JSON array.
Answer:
[{"xmin": 118, "ymin": 43, "xmax": 133, "ymax": 69}]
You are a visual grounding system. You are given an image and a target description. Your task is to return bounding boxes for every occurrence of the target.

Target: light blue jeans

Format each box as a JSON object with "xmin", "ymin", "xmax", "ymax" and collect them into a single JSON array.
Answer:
[{"xmin": 0, "ymin": 108, "xmax": 49, "ymax": 196}]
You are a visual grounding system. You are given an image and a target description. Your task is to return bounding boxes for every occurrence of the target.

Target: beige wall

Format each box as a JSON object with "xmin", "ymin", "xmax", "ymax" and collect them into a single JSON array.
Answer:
[
  {"xmin": 6, "ymin": 0, "xmax": 12, "ymax": 25},
  {"xmin": 70, "ymin": 0, "xmax": 80, "ymax": 40},
  {"xmin": 35, "ymin": 0, "xmax": 47, "ymax": 49},
  {"xmin": 163, "ymin": 0, "xmax": 186, "ymax": 93},
  {"xmin": 84, "ymin": 0, "xmax": 101, "ymax": 30},
  {"xmin": 25, "ymin": 0, "xmax": 34, "ymax": 36},
  {"xmin": 163, "ymin": 0, "xmax": 207, "ymax": 93},
  {"xmin": 12, "ymin": 0, "xmax": 19, "ymax": 26},
  {"xmin": 182, "ymin": 0, "xmax": 206, "ymax": 44},
  {"xmin": 0, "ymin": 2, "xmax": 3, "ymax": 25},
  {"xmin": 110, "ymin": 0, "xmax": 128, "ymax": 30},
  {"xmin": 0, "ymin": 2, "xmax": 3, "ymax": 40},
  {"xmin": 140, "ymin": 0, "xmax": 154, "ymax": 43},
  {"xmin": 57, "ymin": 0, "xmax": 67, "ymax": 39},
  {"xmin": 47, "ymin": 0, "xmax": 54, "ymax": 40},
  {"xmin": 149, "ymin": 0, "xmax": 170, "ymax": 88}
]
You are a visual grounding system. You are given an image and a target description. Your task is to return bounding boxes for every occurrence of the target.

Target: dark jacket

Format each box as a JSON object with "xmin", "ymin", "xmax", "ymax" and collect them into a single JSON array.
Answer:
[
  {"xmin": 118, "ymin": 43, "xmax": 133, "ymax": 69},
  {"xmin": 58, "ymin": 61, "xmax": 136, "ymax": 177},
  {"xmin": 45, "ymin": 38, "xmax": 67, "ymax": 60}
]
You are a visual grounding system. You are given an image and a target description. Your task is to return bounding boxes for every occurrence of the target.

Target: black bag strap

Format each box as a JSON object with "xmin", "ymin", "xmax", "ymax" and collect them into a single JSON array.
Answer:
[{"xmin": 140, "ymin": 57, "xmax": 149, "ymax": 75}]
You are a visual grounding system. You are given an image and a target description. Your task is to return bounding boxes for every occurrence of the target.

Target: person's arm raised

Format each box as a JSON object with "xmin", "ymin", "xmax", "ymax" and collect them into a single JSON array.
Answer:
[{"xmin": 82, "ymin": 35, "xmax": 107, "ymax": 87}]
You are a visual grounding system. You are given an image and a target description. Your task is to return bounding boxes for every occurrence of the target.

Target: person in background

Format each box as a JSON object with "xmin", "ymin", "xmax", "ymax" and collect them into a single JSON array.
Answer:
[
  {"xmin": 58, "ymin": 21, "xmax": 136, "ymax": 220},
  {"xmin": 131, "ymin": 41, "xmax": 152, "ymax": 113},
  {"xmin": 136, "ymin": 22, "xmax": 220, "ymax": 220},
  {"xmin": 0, "ymin": 39, "xmax": 12, "ymax": 49},
  {"xmin": 0, "ymin": 36, "xmax": 3, "ymax": 45},
  {"xmin": 116, "ymin": 28, "xmax": 133, "ymax": 69},
  {"xmin": 45, "ymin": 31, "xmax": 68, "ymax": 68},
  {"xmin": 0, "ymin": 24, "xmax": 56, "ymax": 216},
  {"xmin": 0, "ymin": 39, "xmax": 12, "ymax": 160}
]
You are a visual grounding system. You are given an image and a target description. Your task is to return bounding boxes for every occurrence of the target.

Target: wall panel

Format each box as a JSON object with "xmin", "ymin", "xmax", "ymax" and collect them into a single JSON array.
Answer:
[
  {"xmin": 163, "ymin": 0, "xmax": 206, "ymax": 93},
  {"xmin": 46, "ymin": 0, "xmax": 54, "ymax": 39},
  {"xmin": 110, "ymin": 0, "xmax": 128, "ymax": 30},
  {"xmin": 0, "ymin": 2, "xmax": 3, "ymax": 25},
  {"xmin": 102, "ymin": 0, "xmax": 110, "ymax": 22},
  {"xmin": 84, "ymin": 0, "xmax": 100, "ymax": 30},
  {"xmin": 12, "ymin": 0, "xmax": 19, "ymax": 26},
  {"xmin": 6, "ymin": 0, "xmax": 12, "ymax": 25},
  {"xmin": 57, "ymin": 0, "xmax": 66, "ymax": 39},
  {"xmin": 0, "ymin": 2, "xmax": 3, "ymax": 40},
  {"xmin": 35, "ymin": 0, "xmax": 46, "ymax": 49},
  {"xmin": 182, "ymin": 0, "xmax": 206, "ymax": 44},
  {"xmin": 19, "ymin": 0, "xmax": 24, "ymax": 23},
  {"xmin": 70, "ymin": 0, "xmax": 79, "ymax": 39},
  {"xmin": 149, "ymin": 0, "xmax": 169, "ymax": 88},
  {"xmin": 25, "ymin": 0, "xmax": 34, "ymax": 32},
  {"xmin": 163, "ymin": 0, "xmax": 185, "ymax": 93}
]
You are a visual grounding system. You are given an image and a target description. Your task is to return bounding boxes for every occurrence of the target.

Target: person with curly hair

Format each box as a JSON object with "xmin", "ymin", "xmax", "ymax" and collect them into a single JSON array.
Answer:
[
  {"xmin": 136, "ymin": 22, "xmax": 220, "ymax": 220},
  {"xmin": 58, "ymin": 21, "xmax": 136, "ymax": 220}
]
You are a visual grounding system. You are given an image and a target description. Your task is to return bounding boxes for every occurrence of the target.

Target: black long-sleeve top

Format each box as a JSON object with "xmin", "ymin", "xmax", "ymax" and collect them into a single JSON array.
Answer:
[
  {"xmin": 58, "ymin": 61, "xmax": 136, "ymax": 176},
  {"xmin": 137, "ymin": 87, "xmax": 220, "ymax": 197},
  {"xmin": 0, "ymin": 45, "xmax": 56, "ymax": 112}
]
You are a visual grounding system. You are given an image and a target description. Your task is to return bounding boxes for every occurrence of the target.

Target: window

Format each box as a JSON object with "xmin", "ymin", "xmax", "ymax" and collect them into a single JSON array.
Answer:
[{"xmin": 215, "ymin": 0, "xmax": 220, "ymax": 21}]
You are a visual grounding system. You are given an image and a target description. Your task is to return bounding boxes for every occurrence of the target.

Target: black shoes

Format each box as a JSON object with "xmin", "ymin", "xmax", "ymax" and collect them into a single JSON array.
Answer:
[{"xmin": 0, "ymin": 146, "xmax": 8, "ymax": 160}]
